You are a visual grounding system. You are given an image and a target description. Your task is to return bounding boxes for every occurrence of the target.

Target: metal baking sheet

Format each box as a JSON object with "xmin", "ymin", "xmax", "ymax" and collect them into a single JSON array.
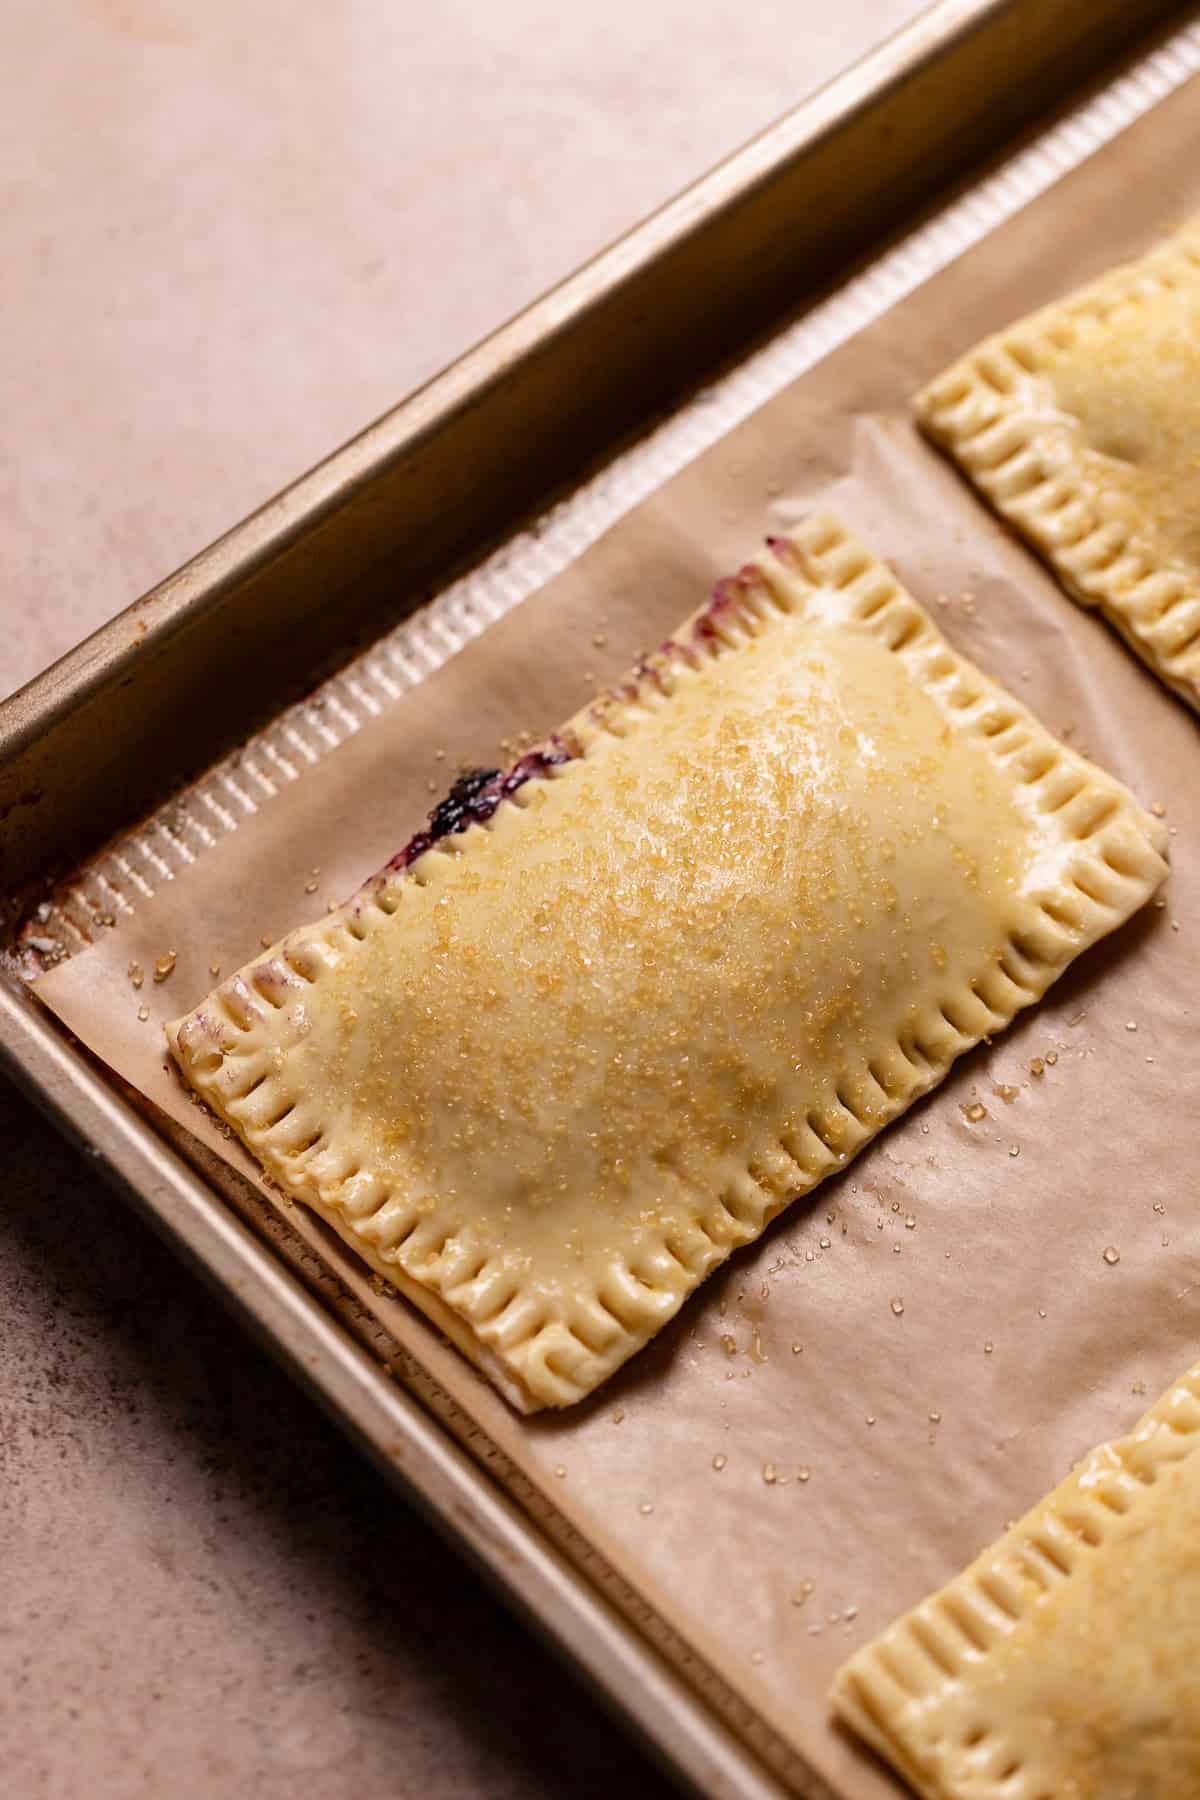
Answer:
[{"xmin": 2, "ymin": 4, "xmax": 1194, "ymax": 1795}]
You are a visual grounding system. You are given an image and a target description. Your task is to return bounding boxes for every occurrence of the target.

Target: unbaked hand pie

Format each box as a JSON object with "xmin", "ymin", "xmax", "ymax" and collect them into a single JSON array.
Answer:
[
  {"xmin": 167, "ymin": 516, "xmax": 1167, "ymax": 1411},
  {"xmin": 832, "ymin": 1362, "xmax": 1200, "ymax": 1798},
  {"xmin": 916, "ymin": 222, "xmax": 1200, "ymax": 710}
]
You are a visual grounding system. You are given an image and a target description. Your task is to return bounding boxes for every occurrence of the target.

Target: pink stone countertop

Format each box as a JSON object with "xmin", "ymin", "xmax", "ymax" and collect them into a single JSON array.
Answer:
[{"xmin": 2, "ymin": 3, "xmax": 918, "ymax": 1793}]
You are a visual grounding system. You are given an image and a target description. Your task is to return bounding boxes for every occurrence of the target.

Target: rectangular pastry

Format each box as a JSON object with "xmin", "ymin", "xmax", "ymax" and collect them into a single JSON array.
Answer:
[
  {"xmin": 167, "ymin": 516, "xmax": 1167, "ymax": 1411},
  {"xmin": 915, "ymin": 222, "xmax": 1200, "ymax": 709},
  {"xmin": 831, "ymin": 1363, "xmax": 1200, "ymax": 1798}
]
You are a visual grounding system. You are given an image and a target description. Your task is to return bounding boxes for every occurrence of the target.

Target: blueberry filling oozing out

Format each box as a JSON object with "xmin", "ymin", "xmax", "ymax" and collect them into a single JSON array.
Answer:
[
  {"xmin": 377, "ymin": 576, "xmax": 772, "ymax": 887},
  {"xmin": 385, "ymin": 740, "xmax": 574, "ymax": 875}
]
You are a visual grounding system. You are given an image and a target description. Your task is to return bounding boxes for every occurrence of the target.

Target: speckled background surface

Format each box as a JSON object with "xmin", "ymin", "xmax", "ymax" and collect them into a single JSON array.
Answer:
[{"xmin": 3, "ymin": 3, "xmax": 918, "ymax": 1792}]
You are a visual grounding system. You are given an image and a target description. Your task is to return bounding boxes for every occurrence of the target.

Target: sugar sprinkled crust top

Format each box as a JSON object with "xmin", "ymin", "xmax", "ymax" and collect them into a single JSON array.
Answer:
[
  {"xmin": 916, "ymin": 221, "xmax": 1200, "ymax": 709},
  {"xmin": 832, "ymin": 1362, "xmax": 1200, "ymax": 1799},
  {"xmin": 167, "ymin": 515, "xmax": 1168, "ymax": 1411}
]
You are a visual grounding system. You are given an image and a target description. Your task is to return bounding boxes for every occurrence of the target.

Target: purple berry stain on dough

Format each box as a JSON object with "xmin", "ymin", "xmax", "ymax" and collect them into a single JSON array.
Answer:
[
  {"xmin": 385, "ymin": 738, "xmax": 574, "ymax": 875},
  {"xmin": 697, "ymin": 560, "xmax": 778, "ymax": 651},
  {"xmin": 693, "ymin": 576, "xmax": 747, "ymax": 650},
  {"xmin": 662, "ymin": 635, "xmax": 698, "ymax": 670}
]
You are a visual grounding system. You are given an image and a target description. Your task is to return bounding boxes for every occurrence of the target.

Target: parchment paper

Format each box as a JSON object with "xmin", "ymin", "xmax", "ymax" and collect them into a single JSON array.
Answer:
[{"xmin": 33, "ymin": 77, "xmax": 1200, "ymax": 1798}]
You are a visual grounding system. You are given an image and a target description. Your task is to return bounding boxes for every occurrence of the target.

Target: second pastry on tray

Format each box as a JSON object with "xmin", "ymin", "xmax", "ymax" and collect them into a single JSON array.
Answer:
[{"xmin": 916, "ymin": 221, "xmax": 1200, "ymax": 710}]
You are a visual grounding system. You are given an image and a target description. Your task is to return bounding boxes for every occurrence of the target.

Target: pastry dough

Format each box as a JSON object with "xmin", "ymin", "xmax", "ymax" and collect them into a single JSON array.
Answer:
[
  {"xmin": 167, "ymin": 516, "xmax": 1167, "ymax": 1411},
  {"xmin": 915, "ymin": 222, "xmax": 1200, "ymax": 709},
  {"xmin": 831, "ymin": 1363, "xmax": 1200, "ymax": 1799}
]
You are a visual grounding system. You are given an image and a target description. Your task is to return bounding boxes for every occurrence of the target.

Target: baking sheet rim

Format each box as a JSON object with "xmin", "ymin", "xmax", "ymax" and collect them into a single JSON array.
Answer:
[{"xmin": 14, "ymin": 15, "xmax": 1200, "ymax": 1800}]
